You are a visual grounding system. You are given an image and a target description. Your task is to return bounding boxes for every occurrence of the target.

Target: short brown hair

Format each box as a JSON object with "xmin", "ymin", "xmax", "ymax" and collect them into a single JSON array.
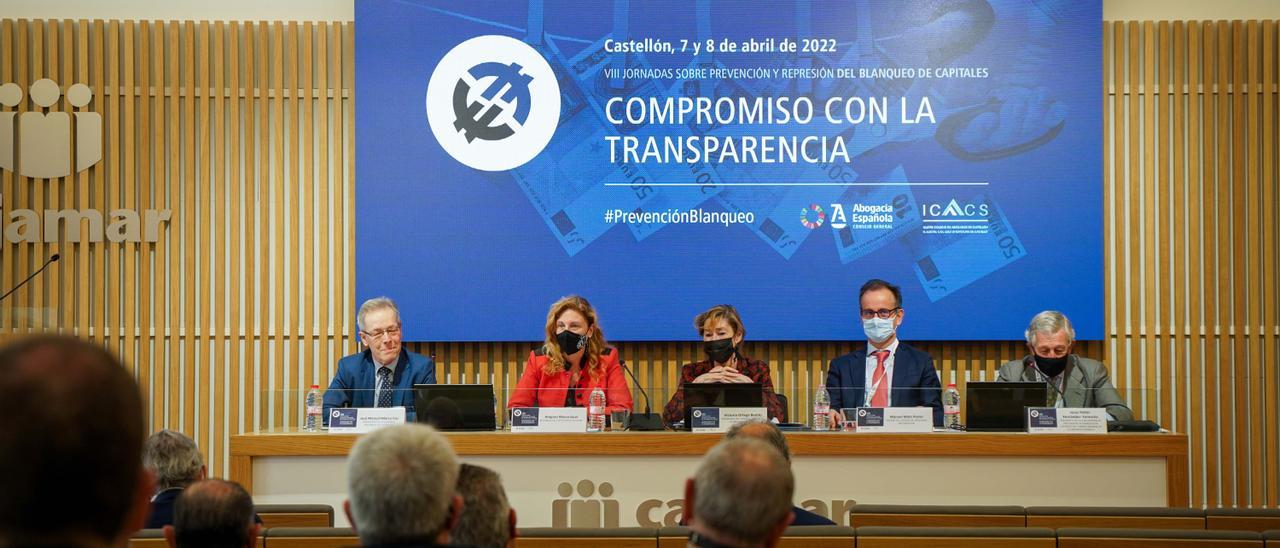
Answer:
[
  {"xmin": 695, "ymin": 304, "xmax": 746, "ymax": 338},
  {"xmin": 0, "ymin": 335, "xmax": 145, "ymax": 544}
]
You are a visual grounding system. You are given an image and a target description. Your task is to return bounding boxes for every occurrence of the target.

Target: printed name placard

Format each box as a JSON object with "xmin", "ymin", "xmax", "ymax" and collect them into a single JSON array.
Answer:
[
  {"xmin": 1026, "ymin": 407, "xmax": 1108, "ymax": 434},
  {"xmin": 327, "ymin": 407, "xmax": 406, "ymax": 434},
  {"xmin": 851, "ymin": 407, "xmax": 934, "ymax": 433},
  {"xmin": 509, "ymin": 407, "xmax": 588, "ymax": 433},
  {"xmin": 690, "ymin": 407, "xmax": 769, "ymax": 433}
]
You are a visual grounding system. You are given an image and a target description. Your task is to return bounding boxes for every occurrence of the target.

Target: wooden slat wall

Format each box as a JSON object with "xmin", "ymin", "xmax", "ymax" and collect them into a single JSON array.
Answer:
[
  {"xmin": 0, "ymin": 19, "xmax": 358, "ymax": 479},
  {"xmin": 1, "ymin": 18, "xmax": 1277, "ymax": 509},
  {"xmin": 1102, "ymin": 20, "xmax": 1280, "ymax": 508}
]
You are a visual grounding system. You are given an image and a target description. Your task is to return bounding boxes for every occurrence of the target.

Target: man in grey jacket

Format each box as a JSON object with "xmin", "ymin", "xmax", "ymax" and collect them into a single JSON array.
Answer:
[{"xmin": 997, "ymin": 311, "xmax": 1134, "ymax": 421}]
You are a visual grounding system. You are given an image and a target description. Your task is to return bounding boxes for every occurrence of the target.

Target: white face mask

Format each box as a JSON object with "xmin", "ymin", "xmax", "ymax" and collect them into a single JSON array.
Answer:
[{"xmin": 862, "ymin": 317, "xmax": 896, "ymax": 343}]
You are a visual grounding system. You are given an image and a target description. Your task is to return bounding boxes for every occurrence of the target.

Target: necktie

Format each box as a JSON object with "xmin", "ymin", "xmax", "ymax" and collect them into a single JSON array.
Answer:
[
  {"xmin": 377, "ymin": 367, "xmax": 393, "ymax": 408},
  {"xmin": 870, "ymin": 350, "xmax": 890, "ymax": 407}
]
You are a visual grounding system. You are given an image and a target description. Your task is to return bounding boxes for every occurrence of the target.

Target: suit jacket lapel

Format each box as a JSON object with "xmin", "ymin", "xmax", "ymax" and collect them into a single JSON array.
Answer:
[
  {"xmin": 851, "ymin": 349, "xmax": 868, "ymax": 406},
  {"xmin": 890, "ymin": 345, "xmax": 912, "ymax": 404},
  {"xmin": 1063, "ymin": 359, "xmax": 1088, "ymax": 407}
]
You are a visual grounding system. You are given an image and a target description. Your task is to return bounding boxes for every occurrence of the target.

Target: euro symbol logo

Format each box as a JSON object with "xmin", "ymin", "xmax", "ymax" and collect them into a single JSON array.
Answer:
[{"xmin": 453, "ymin": 61, "xmax": 533, "ymax": 143}]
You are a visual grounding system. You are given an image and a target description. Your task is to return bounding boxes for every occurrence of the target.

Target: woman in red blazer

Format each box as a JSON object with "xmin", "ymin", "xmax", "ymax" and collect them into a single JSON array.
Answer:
[{"xmin": 507, "ymin": 295, "xmax": 634, "ymax": 413}]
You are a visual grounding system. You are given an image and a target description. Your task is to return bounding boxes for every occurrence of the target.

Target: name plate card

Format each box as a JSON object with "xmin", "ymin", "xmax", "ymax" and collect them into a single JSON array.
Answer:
[
  {"xmin": 850, "ymin": 407, "xmax": 934, "ymax": 432},
  {"xmin": 327, "ymin": 407, "xmax": 406, "ymax": 434},
  {"xmin": 509, "ymin": 407, "xmax": 588, "ymax": 433},
  {"xmin": 1026, "ymin": 407, "xmax": 1108, "ymax": 434},
  {"xmin": 690, "ymin": 407, "xmax": 769, "ymax": 432}
]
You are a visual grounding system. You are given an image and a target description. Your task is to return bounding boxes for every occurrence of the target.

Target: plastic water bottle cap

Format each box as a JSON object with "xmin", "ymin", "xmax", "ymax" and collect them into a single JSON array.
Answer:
[{"xmin": 311, "ymin": 384, "xmax": 320, "ymax": 388}]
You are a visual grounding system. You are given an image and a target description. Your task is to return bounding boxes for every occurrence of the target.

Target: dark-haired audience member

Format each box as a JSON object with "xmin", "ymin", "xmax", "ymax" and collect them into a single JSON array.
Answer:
[
  {"xmin": 163, "ymin": 479, "xmax": 260, "ymax": 548},
  {"xmin": 0, "ymin": 335, "xmax": 154, "ymax": 547},
  {"xmin": 452, "ymin": 464, "xmax": 517, "ymax": 548},
  {"xmin": 725, "ymin": 421, "xmax": 836, "ymax": 526},
  {"xmin": 683, "ymin": 438, "xmax": 794, "ymax": 548},
  {"xmin": 144, "ymin": 429, "xmax": 207, "ymax": 528}
]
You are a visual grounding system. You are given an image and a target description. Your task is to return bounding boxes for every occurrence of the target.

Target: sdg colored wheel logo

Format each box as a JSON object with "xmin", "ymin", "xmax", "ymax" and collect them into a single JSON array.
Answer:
[
  {"xmin": 425, "ymin": 35, "xmax": 561, "ymax": 172},
  {"xmin": 800, "ymin": 203, "xmax": 826, "ymax": 229}
]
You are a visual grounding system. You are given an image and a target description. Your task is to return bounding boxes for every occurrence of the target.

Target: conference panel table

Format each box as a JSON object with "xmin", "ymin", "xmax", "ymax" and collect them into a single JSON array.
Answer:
[{"xmin": 229, "ymin": 430, "xmax": 1189, "ymax": 528}]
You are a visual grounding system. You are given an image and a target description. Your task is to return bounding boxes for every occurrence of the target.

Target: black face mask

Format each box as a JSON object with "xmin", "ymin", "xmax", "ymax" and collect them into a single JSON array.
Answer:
[
  {"xmin": 556, "ymin": 330, "xmax": 586, "ymax": 354},
  {"xmin": 703, "ymin": 338, "xmax": 736, "ymax": 363},
  {"xmin": 1034, "ymin": 354, "xmax": 1069, "ymax": 377}
]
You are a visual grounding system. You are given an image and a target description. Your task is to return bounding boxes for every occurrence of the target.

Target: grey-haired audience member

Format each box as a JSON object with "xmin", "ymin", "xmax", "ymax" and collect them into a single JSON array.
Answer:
[
  {"xmin": 683, "ymin": 438, "xmax": 795, "ymax": 548},
  {"xmin": 345, "ymin": 424, "xmax": 463, "ymax": 547},
  {"xmin": 452, "ymin": 464, "xmax": 517, "ymax": 548},
  {"xmin": 0, "ymin": 335, "xmax": 153, "ymax": 547},
  {"xmin": 163, "ymin": 479, "xmax": 260, "ymax": 548},
  {"xmin": 143, "ymin": 429, "xmax": 208, "ymax": 528}
]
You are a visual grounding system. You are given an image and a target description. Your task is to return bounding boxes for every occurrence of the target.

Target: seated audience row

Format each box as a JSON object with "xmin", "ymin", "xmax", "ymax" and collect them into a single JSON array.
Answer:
[{"xmin": 0, "ymin": 335, "xmax": 808, "ymax": 548}]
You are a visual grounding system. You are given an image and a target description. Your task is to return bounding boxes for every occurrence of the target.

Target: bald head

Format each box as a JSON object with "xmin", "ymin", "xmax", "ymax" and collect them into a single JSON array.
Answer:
[
  {"xmin": 725, "ymin": 420, "xmax": 790, "ymax": 463},
  {"xmin": 170, "ymin": 479, "xmax": 257, "ymax": 548},
  {"xmin": 0, "ymin": 335, "xmax": 147, "ymax": 545}
]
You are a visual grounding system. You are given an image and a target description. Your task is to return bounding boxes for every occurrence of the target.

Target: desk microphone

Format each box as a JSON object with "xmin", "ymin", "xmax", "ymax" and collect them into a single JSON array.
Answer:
[
  {"xmin": 619, "ymin": 360, "xmax": 665, "ymax": 431},
  {"xmin": 0, "ymin": 253, "xmax": 60, "ymax": 303}
]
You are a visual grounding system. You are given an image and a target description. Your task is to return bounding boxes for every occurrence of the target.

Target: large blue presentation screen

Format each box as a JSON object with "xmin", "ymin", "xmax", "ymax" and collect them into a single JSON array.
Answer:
[{"xmin": 355, "ymin": 0, "xmax": 1102, "ymax": 342}]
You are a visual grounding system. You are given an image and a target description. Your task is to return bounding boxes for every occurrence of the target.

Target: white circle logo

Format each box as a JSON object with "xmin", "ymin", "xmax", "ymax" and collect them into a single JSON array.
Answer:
[
  {"xmin": 512, "ymin": 409, "xmax": 523, "ymax": 418},
  {"xmin": 331, "ymin": 410, "xmax": 341, "ymax": 418},
  {"xmin": 425, "ymin": 35, "xmax": 560, "ymax": 172},
  {"xmin": 857, "ymin": 409, "xmax": 868, "ymax": 417}
]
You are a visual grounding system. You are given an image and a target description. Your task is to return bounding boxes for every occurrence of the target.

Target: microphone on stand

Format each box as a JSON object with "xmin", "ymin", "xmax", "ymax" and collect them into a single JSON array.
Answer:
[
  {"xmin": 619, "ymin": 360, "xmax": 665, "ymax": 431},
  {"xmin": 0, "ymin": 253, "xmax": 60, "ymax": 303}
]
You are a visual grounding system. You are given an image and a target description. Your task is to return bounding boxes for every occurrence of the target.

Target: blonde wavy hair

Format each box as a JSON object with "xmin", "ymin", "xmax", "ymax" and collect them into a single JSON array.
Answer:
[{"xmin": 542, "ymin": 295, "xmax": 608, "ymax": 380}]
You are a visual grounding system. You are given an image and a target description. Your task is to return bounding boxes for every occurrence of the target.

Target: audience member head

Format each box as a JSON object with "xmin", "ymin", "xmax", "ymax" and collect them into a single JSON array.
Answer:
[
  {"xmin": 0, "ymin": 335, "xmax": 152, "ymax": 547},
  {"xmin": 345, "ymin": 424, "xmax": 462, "ymax": 545},
  {"xmin": 163, "ymin": 479, "xmax": 259, "ymax": 548},
  {"xmin": 452, "ymin": 464, "xmax": 517, "ymax": 548},
  {"xmin": 725, "ymin": 421, "xmax": 790, "ymax": 464},
  {"xmin": 683, "ymin": 438, "xmax": 794, "ymax": 548},
  {"xmin": 144, "ymin": 429, "xmax": 207, "ymax": 492}
]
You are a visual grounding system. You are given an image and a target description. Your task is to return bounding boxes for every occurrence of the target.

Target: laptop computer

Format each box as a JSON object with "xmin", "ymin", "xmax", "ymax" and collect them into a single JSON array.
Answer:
[
  {"xmin": 965, "ymin": 381, "xmax": 1049, "ymax": 431},
  {"xmin": 681, "ymin": 382, "xmax": 765, "ymax": 431},
  {"xmin": 413, "ymin": 384, "xmax": 497, "ymax": 431}
]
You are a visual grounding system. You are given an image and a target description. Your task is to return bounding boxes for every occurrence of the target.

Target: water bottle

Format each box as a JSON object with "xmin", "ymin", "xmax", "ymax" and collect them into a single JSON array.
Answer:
[
  {"xmin": 943, "ymin": 383, "xmax": 961, "ymax": 430},
  {"xmin": 304, "ymin": 385, "xmax": 322, "ymax": 432},
  {"xmin": 587, "ymin": 387, "xmax": 606, "ymax": 432},
  {"xmin": 812, "ymin": 384, "xmax": 831, "ymax": 431}
]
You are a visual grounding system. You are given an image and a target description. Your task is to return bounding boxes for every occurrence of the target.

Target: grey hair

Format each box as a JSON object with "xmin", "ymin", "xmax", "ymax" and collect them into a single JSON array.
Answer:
[
  {"xmin": 347, "ymin": 424, "xmax": 459, "ymax": 545},
  {"xmin": 725, "ymin": 420, "xmax": 790, "ymax": 463},
  {"xmin": 1024, "ymin": 310, "xmax": 1075, "ymax": 346},
  {"xmin": 143, "ymin": 429, "xmax": 205, "ymax": 491},
  {"xmin": 357, "ymin": 297, "xmax": 401, "ymax": 332},
  {"xmin": 692, "ymin": 438, "xmax": 794, "ymax": 547},
  {"xmin": 452, "ymin": 464, "xmax": 511, "ymax": 548}
]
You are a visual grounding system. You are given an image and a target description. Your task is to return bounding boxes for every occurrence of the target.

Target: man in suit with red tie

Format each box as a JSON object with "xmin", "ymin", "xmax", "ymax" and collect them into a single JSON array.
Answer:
[{"xmin": 824, "ymin": 279, "xmax": 943, "ymax": 426}]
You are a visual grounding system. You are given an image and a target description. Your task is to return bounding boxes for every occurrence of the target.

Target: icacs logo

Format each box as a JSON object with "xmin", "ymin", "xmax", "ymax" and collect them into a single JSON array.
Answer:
[
  {"xmin": 921, "ymin": 198, "xmax": 989, "ymax": 219},
  {"xmin": 425, "ymin": 35, "xmax": 560, "ymax": 172}
]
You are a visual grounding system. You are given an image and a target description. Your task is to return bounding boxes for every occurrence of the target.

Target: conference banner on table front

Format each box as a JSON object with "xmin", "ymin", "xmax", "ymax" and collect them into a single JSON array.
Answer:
[{"xmin": 355, "ymin": 0, "xmax": 1102, "ymax": 341}]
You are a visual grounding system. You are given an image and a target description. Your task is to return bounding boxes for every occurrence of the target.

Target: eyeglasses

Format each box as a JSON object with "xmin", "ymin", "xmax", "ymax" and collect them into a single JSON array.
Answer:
[
  {"xmin": 361, "ymin": 326, "xmax": 401, "ymax": 341},
  {"xmin": 860, "ymin": 308, "xmax": 900, "ymax": 320}
]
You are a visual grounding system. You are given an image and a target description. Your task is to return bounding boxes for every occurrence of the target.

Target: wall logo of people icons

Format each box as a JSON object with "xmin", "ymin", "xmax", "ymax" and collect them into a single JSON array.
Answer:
[
  {"xmin": 0, "ymin": 78, "xmax": 103, "ymax": 178},
  {"xmin": 551, "ymin": 479, "xmax": 620, "ymax": 528}
]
